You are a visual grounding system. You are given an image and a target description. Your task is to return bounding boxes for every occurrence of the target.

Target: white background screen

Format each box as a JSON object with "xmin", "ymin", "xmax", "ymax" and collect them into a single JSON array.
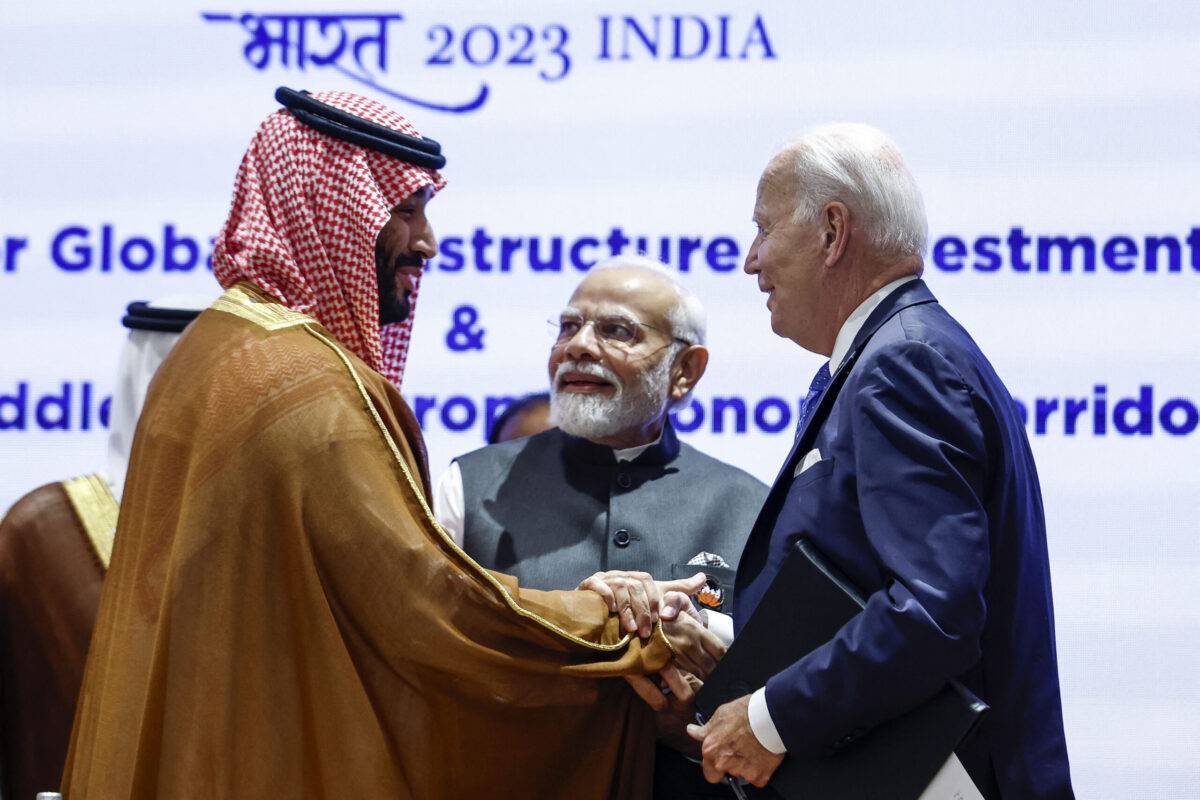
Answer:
[{"xmin": 2, "ymin": 3, "xmax": 1198, "ymax": 795}]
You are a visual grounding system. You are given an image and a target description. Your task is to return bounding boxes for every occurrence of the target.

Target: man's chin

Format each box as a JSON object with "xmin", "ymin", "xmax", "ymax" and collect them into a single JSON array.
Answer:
[
  {"xmin": 551, "ymin": 391, "xmax": 621, "ymax": 437},
  {"xmin": 552, "ymin": 388, "xmax": 616, "ymax": 409},
  {"xmin": 380, "ymin": 291, "xmax": 412, "ymax": 326}
]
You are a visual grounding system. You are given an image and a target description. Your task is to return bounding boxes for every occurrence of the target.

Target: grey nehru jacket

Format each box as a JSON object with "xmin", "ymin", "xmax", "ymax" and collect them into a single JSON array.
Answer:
[{"xmin": 454, "ymin": 423, "xmax": 767, "ymax": 614}]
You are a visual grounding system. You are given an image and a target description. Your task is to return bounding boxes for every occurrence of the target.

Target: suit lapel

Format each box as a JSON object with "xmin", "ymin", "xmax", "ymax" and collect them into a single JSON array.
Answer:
[
  {"xmin": 777, "ymin": 281, "xmax": 938, "ymax": 481},
  {"xmin": 736, "ymin": 280, "xmax": 940, "ymax": 600}
]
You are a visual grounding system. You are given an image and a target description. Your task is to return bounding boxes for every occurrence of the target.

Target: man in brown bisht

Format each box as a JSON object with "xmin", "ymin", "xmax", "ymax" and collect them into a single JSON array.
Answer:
[
  {"xmin": 62, "ymin": 88, "xmax": 720, "ymax": 799},
  {"xmin": 0, "ymin": 299, "xmax": 201, "ymax": 800}
]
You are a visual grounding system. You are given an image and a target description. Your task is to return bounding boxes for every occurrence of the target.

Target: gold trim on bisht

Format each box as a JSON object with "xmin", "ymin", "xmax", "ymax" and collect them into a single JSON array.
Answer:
[
  {"xmin": 206, "ymin": 284, "xmax": 659, "ymax": 654},
  {"xmin": 210, "ymin": 282, "xmax": 314, "ymax": 331},
  {"xmin": 302, "ymin": 323, "xmax": 656, "ymax": 654},
  {"xmin": 62, "ymin": 474, "xmax": 119, "ymax": 570}
]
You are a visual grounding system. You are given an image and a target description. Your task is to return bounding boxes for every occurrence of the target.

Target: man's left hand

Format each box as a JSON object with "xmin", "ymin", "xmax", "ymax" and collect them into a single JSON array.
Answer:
[{"xmin": 686, "ymin": 694, "xmax": 785, "ymax": 788}]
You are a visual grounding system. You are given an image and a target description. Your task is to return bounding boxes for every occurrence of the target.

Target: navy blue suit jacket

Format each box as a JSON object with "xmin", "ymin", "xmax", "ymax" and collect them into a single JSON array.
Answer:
[{"xmin": 734, "ymin": 280, "xmax": 1073, "ymax": 799}]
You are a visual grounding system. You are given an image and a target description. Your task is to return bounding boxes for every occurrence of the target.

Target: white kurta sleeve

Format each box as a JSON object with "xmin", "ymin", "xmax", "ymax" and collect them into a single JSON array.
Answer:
[{"xmin": 432, "ymin": 461, "xmax": 466, "ymax": 547}]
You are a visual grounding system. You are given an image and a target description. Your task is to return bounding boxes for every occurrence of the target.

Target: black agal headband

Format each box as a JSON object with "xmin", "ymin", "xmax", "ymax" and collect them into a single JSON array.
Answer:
[
  {"xmin": 122, "ymin": 302, "xmax": 202, "ymax": 334},
  {"xmin": 275, "ymin": 86, "xmax": 446, "ymax": 170}
]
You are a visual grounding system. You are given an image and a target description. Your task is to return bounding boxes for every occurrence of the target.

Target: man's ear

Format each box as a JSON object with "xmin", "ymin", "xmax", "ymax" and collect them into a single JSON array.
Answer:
[
  {"xmin": 669, "ymin": 345, "xmax": 709, "ymax": 403},
  {"xmin": 821, "ymin": 201, "xmax": 851, "ymax": 267}
]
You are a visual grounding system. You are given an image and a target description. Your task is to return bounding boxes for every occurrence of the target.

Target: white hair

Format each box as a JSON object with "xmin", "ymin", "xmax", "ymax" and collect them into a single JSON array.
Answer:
[
  {"xmin": 778, "ymin": 123, "xmax": 927, "ymax": 259},
  {"xmin": 587, "ymin": 255, "xmax": 707, "ymax": 346}
]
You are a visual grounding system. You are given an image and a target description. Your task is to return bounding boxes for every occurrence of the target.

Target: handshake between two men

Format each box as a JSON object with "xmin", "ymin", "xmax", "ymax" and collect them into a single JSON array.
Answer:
[{"xmin": 579, "ymin": 569, "xmax": 786, "ymax": 790}]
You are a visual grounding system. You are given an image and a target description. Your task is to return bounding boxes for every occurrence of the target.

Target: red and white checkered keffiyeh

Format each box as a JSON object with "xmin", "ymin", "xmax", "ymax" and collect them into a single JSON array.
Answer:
[{"xmin": 212, "ymin": 91, "xmax": 446, "ymax": 385}]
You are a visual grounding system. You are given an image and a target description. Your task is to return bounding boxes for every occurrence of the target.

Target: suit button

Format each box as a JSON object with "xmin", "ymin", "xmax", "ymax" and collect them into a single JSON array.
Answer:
[
  {"xmin": 614, "ymin": 529, "xmax": 631, "ymax": 547},
  {"xmin": 616, "ymin": 472, "xmax": 632, "ymax": 489}
]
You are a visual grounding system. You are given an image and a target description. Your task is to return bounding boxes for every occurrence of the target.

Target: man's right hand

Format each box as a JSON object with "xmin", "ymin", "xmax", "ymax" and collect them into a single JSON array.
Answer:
[
  {"xmin": 578, "ymin": 570, "xmax": 706, "ymax": 638},
  {"xmin": 662, "ymin": 607, "xmax": 726, "ymax": 679},
  {"xmin": 625, "ymin": 665, "xmax": 704, "ymax": 757}
]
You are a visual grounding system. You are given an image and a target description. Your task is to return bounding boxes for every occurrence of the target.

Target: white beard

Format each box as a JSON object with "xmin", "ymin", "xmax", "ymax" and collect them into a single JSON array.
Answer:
[{"xmin": 550, "ymin": 356, "xmax": 673, "ymax": 441}]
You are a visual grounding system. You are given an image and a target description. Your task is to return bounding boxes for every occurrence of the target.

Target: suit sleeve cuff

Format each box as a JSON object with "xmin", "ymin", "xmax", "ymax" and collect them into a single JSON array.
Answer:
[
  {"xmin": 748, "ymin": 687, "xmax": 787, "ymax": 754},
  {"xmin": 706, "ymin": 610, "xmax": 734, "ymax": 647}
]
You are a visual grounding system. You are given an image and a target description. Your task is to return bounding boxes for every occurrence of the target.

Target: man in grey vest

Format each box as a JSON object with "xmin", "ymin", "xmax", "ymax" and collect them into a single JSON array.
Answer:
[{"xmin": 434, "ymin": 255, "xmax": 767, "ymax": 799}]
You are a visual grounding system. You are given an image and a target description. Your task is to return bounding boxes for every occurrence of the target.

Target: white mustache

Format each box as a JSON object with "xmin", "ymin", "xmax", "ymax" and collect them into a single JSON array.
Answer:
[{"xmin": 553, "ymin": 360, "xmax": 622, "ymax": 390}]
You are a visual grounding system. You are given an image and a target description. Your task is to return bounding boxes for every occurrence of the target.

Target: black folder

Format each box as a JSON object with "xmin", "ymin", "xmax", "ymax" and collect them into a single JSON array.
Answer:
[{"xmin": 695, "ymin": 539, "xmax": 988, "ymax": 800}]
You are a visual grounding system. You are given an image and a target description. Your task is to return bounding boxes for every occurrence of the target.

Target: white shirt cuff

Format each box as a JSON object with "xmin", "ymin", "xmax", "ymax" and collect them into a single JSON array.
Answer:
[
  {"xmin": 748, "ymin": 687, "xmax": 787, "ymax": 754},
  {"xmin": 705, "ymin": 610, "xmax": 735, "ymax": 647}
]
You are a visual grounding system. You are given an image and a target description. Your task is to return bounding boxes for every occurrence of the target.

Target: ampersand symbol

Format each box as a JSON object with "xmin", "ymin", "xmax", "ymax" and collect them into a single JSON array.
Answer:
[{"xmin": 446, "ymin": 305, "xmax": 485, "ymax": 352}]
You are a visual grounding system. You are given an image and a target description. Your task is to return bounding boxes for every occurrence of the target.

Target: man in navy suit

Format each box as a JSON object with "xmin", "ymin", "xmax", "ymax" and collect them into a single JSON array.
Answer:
[{"xmin": 686, "ymin": 124, "xmax": 1074, "ymax": 798}]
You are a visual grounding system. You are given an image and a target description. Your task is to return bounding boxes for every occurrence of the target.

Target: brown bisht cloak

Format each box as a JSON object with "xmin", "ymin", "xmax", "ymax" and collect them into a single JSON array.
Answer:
[
  {"xmin": 63, "ymin": 283, "xmax": 673, "ymax": 799},
  {"xmin": 0, "ymin": 475, "xmax": 114, "ymax": 800}
]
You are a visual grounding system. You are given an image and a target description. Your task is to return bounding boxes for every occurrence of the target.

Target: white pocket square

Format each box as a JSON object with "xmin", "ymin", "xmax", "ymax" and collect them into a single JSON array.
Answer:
[{"xmin": 794, "ymin": 448, "xmax": 823, "ymax": 477}]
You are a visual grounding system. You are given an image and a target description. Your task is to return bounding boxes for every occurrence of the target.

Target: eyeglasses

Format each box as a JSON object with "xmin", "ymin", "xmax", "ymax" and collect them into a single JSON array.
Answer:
[{"xmin": 548, "ymin": 314, "xmax": 692, "ymax": 350}]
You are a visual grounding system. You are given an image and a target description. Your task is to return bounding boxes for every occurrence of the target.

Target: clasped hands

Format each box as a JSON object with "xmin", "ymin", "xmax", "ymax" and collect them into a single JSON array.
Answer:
[
  {"xmin": 577, "ymin": 569, "xmax": 724, "ymax": 676},
  {"xmin": 578, "ymin": 569, "xmax": 784, "ymax": 787},
  {"xmin": 579, "ymin": 569, "xmax": 720, "ymax": 758}
]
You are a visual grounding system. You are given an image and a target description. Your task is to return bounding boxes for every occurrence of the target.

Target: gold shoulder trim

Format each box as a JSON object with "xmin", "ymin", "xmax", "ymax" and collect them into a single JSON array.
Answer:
[
  {"xmin": 210, "ymin": 283, "xmax": 314, "ymax": 331},
  {"xmin": 301, "ymin": 324, "xmax": 644, "ymax": 654},
  {"xmin": 61, "ymin": 474, "xmax": 119, "ymax": 570}
]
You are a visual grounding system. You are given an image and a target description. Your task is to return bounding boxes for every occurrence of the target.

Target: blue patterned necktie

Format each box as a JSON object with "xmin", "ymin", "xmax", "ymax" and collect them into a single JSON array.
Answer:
[{"xmin": 795, "ymin": 361, "xmax": 832, "ymax": 439}]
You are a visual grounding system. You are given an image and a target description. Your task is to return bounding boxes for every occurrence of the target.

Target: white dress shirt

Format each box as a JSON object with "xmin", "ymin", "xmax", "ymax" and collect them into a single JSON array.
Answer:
[{"xmin": 713, "ymin": 274, "xmax": 919, "ymax": 754}]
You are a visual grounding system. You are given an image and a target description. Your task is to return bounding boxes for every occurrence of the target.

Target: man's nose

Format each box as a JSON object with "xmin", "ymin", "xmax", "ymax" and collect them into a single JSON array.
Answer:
[
  {"xmin": 563, "ymin": 322, "xmax": 602, "ymax": 361},
  {"xmin": 743, "ymin": 240, "xmax": 760, "ymax": 275},
  {"xmin": 415, "ymin": 219, "xmax": 438, "ymax": 260}
]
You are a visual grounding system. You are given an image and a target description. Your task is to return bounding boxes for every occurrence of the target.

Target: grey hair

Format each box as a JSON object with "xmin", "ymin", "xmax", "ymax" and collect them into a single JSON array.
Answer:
[
  {"xmin": 778, "ymin": 123, "xmax": 928, "ymax": 259},
  {"xmin": 587, "ymin": 254, "xmax": 707, "ymax": 346}
]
